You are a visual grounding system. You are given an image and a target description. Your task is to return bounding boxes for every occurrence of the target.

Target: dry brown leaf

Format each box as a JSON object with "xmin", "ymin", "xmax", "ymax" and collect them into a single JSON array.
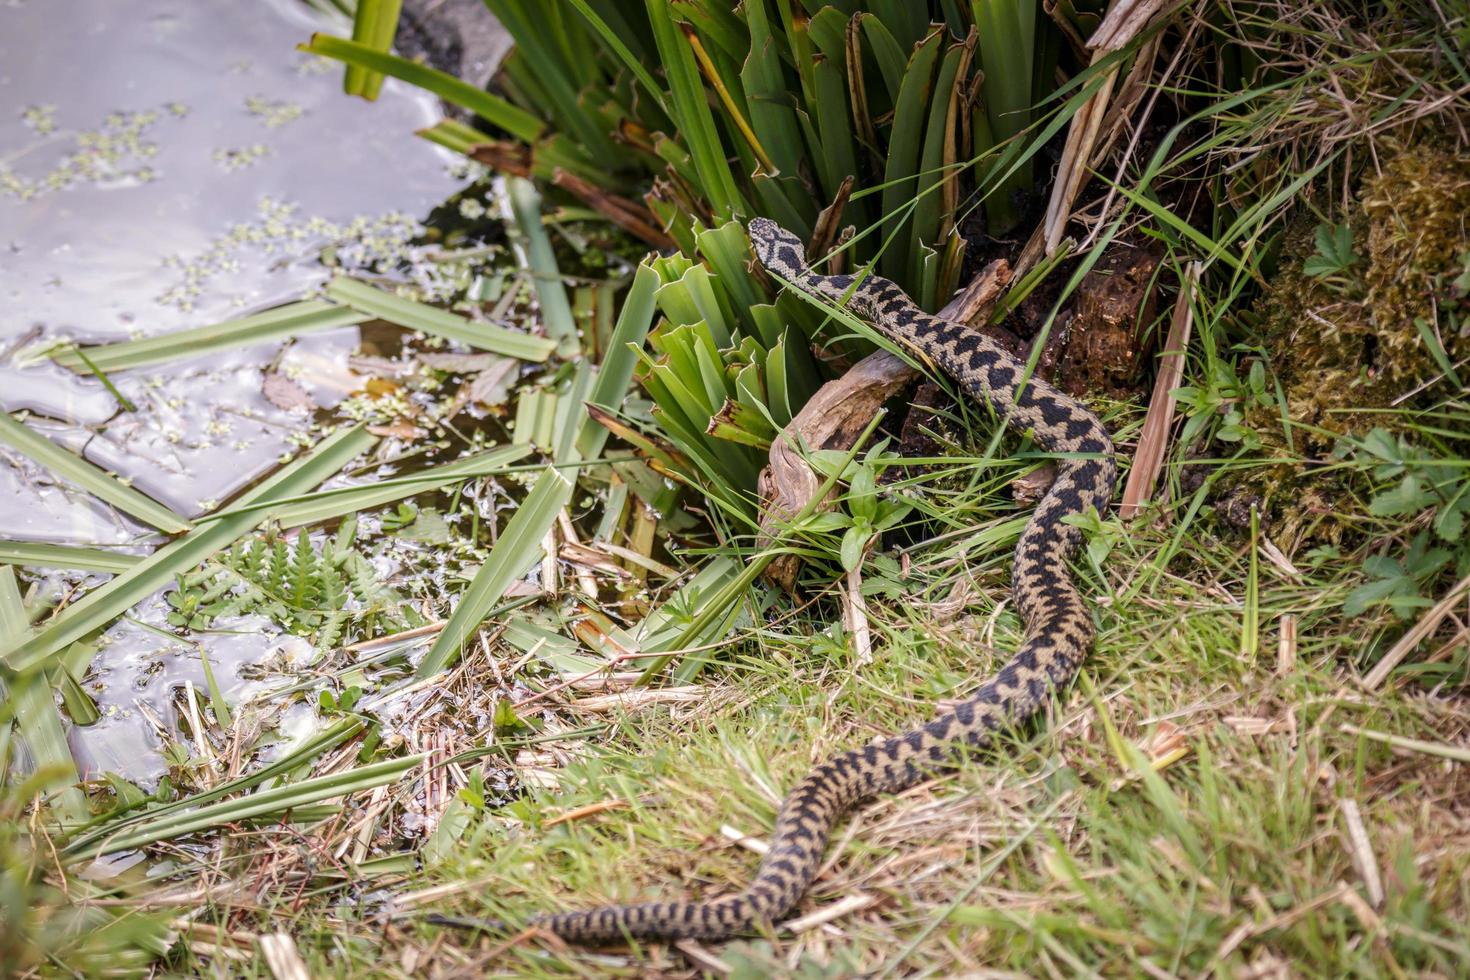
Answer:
[
  {"xmin": 465, "ymin": 359, "xmax": 520, "ymax": 408},
  {"xmin": 367, "ymin": 420, "xmax": 423, "ymax": 440},
  {"xmin": 348, "ymin": 354, "xmax": 408, "ymax": 377},
  {"xmin": 261, "ymin": 372, "xmax": 317, "ymax": 413},
  {"xmin": 1120, "ymin": 262, "xmax": 1199, "ymax": 519}
]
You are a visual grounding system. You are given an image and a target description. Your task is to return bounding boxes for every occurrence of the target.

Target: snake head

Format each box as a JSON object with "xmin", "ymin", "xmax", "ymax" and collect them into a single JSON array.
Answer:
[{"xmin": 748, "ymin": 217, "xmax": 806, "ymax": 278}]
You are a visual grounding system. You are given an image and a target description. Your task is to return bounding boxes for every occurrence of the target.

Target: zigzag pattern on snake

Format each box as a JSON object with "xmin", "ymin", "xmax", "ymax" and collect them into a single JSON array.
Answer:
[{"xmin": 471, "ymin": 218, "xmax": 1117, "ymax": 943}]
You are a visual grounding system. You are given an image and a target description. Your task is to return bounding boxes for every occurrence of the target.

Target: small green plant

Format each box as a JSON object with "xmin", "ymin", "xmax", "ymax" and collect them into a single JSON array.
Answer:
[
  {"xmin": 378, "ymin": 502, "xmax": 418, "ymax": 532},
  {"xmin": 163, "ymin": 572, "xmax": 232, "ymax": 631},
  {"xmin": 1064, "ymin": 505, "xmax": 1124, "ymax": 568},
  {"xmin": 165, "ymin": 518, "xmax": 415, "ymax": 649},
  {"xmin": 1344, "ymin": 531, "xmax": 1453, "ymax": 619},
  {"xmin": 1173, "ymin": 358, "xmax": 1276, "ymax": 452},
  {"xmin": 318, "ymin": 685, "xmax": 363, "ymax": 715},
  {"xmin": 491, "ymin": 697, "xmax": 528, "ymax": 735},
  {"xmin": 1357, "ymin": 428, "xmax": 1470, "ymax": 546},
  {"xmin": 457, "ymin": 767, "xmax": 491, "ymax": 812},
  {"xmin": 1301, "ymin": 219, "xmax": 1360, "ymax": 280},
  {"xmin": 777, "ymin": 442, "xmax": 913, "ymax": 577},
  {"xmin": 1343, "ymin": 428, "xmax": 1470, "ymax": 618}
]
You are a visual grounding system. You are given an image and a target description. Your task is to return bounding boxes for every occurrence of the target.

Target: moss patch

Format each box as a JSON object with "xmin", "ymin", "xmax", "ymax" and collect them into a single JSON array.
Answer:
[
  {"xmin": 1220, "ymin": 144, "xmax": 1469, "ymax": 547},
  {"xmin": 1361, "ymin": 142, "xmax": 1470, "ymax": 378},
  {"xmin": 1257, "ymin": 143, "xmax": 1470, "ymax": 439}
]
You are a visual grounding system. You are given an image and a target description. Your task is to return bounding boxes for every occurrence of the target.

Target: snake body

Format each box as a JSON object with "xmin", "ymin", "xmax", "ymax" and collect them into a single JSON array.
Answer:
[{"xmin": 509, "ymin": 219, "xmax": 1116, "ymax": 943}]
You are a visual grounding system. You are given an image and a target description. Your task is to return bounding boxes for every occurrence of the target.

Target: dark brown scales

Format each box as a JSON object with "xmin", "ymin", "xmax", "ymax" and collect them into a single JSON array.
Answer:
[{"xmin": 499, "ymin": 219, "xmax": 1117, "ymax": 943}]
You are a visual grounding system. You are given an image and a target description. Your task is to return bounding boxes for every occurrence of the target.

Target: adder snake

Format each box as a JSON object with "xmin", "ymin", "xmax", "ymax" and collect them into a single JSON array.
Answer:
[{"xmin": 476, "ymin": 218, "xmax": 1117, "ymax": 943}]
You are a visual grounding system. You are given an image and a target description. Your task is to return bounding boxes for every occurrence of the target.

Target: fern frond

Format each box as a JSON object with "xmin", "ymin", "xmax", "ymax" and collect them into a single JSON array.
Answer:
[
  {"xmin": 268, "ymin": 539, "xmax": 291, "ymax": 597},
  {"xmin": 289, "ymin": 531, "xmax": 320, "ymax": 609},
  {"xmin": 318, "ymin": 611, "xmax": 349, "ymax": 651}
]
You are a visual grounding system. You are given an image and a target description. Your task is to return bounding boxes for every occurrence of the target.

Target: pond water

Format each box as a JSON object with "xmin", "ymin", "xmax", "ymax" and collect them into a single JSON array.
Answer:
[
  {"xmin": 0, "ymin": 0, "xmax": 495, "ymax": 783},
  {"xmin": 0, "ymin": 0, "xmax": 463, "ymax": 528}
]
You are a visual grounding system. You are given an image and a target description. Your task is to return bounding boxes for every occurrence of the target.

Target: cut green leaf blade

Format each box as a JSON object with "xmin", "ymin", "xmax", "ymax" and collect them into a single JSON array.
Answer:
[
  {"xmin": 0, "ymin": 541, "xmax": 144, "ymax": 575},
  {"xmin": 577, "ymin": 262, "xmax": 658, "ymax": 459},
  {"xmin": 195, "ymin": 444, "xmax": 535, "ymax": 528},
  {"xmin": 51, "ymin": 300, "xmax": 366, "ymax": 375},
  {"xmin": 63, "ymin": 717, "xmax": 366, "ymax": 857},
  {"xmin": 300, "ymin": 34, "xmax": 546, "ymax": 143},
  {"xmin": 416, "ymin": 467, "xmax": 573, "ymax": 678},
  {"xmin": 75, "ymin": 753, "xmax": 422, "ymax": 856},
  {"xmin": 343, "ymin": 0, "xmax": 403, "ymax": 100},
  {"xmin": 326, "ymin": 276, "xmax": 556, "ymax": 361},
  {"xmin": 0, "ymin": 413, "xmax": 190, "ymax": 534},
  {"xmin": 505, "ymin": 177, "xmax": 578, "ymax": 354},
  {"xmin": 1, "ymin": 567, "xmax": 88, "ymax": 823}
]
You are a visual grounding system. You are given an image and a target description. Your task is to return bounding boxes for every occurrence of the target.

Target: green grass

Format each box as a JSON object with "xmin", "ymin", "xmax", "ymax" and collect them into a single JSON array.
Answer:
[{"xmin": 386, "ymin": 440, "xmax": 1469, "ymax": 978}]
